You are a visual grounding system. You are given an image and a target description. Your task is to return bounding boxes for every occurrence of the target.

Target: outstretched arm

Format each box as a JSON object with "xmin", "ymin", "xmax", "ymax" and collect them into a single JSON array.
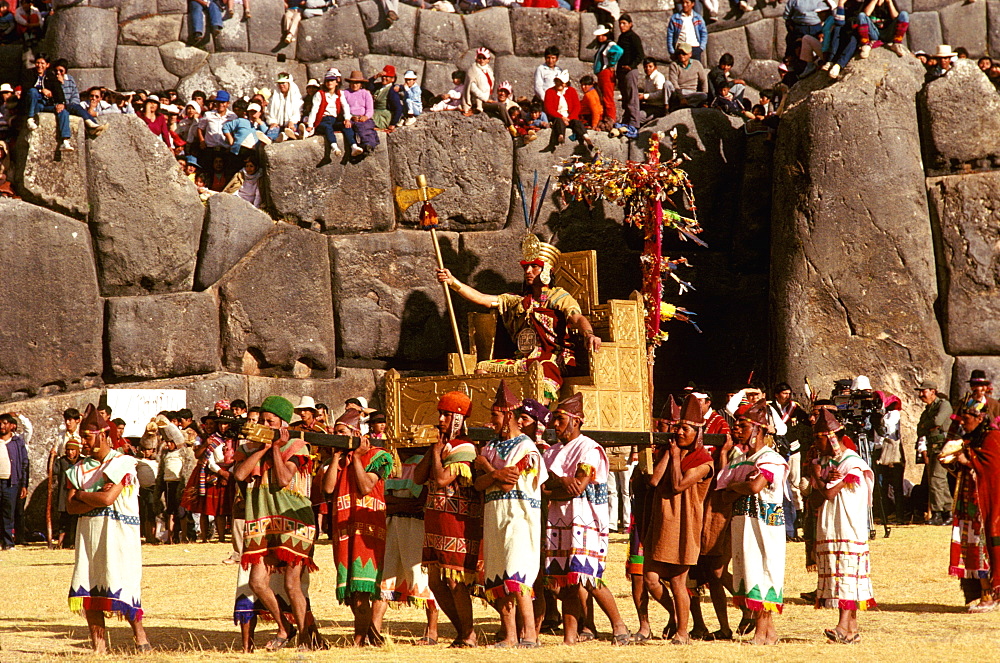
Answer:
[{"xmin": 436, "ymin": 268, "xmax": 499, "ymax": 308}]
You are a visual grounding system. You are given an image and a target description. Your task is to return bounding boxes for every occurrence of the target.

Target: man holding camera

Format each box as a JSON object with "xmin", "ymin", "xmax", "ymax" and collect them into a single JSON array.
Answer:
[{"xmin": 916, "ymin": 381, "xmax": 953, "ymax": 526}]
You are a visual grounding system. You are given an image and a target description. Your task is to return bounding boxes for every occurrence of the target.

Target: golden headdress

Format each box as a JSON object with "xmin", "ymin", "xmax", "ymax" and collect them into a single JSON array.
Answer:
[{"xmin": 520, "ymin": 234, "xmax": 561, "ymax": 285}]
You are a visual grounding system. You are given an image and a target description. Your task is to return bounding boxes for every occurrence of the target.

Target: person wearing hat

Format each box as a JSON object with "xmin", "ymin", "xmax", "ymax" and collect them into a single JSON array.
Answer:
[
  {"xmin": 136, "ymin": 427, "xmax": 162, "ymax": 545},
  {"xmin": 436, "ymin": 235, "xmax": 600, "ymax": 404},
  {"xmin": 666, "ymin": 42, "xmax": 709, "ymax": 109},
  {"xmin": 810, "ymin": 408, "xmax": 876, "ymax": 642},
  {"xmin": 413, "ymin": 390, "xmax": 482, "ymax": 648},
  {"xmin": 916, "ymin": 380, "xmax": 953, "ymax": 525},
  {"xmin": 223, "ymin": 98, "xmax": 267, "ymax": 160},
  {"xmin": 194, "ymin": 409, "xmax": 239, "ymax": 545},
  {"xmin": 943, "ymin": 403, "xmax": 1000, "ymax": 612},
  {"xmin": 367, "ymin": 411, "xmax": 387, "ymax": 444},
  {"xmin": 64, "ymin": 405, "xmax": 150, "ymax": 653},
  {"xmin": 290, "ymin": 396, "xmax": 325, "ymax": 433},
  {"xmin": 322, "ymin": 406, "xmax": 394, "ymax": 646},
  {"xmin": 196, "ymin": 90, "xmax": 237, "ymax": 170},
  {"xmin": 462, "ymin": 47, "xmax": 495, "ymax": 115},
  {"xmin": 370, "ymin": 65, "xmax": 404, "ymax": 131},
  {"xmin": 344, "ymin": 397, "xmax": 377, "ymax": 435},
  {"xmin": 401, "ymin": 70, "xmax": 422, "ymax": 126},
  {"xmin": 473, "ymin": 380, "xmax": 547, "ymax": 648},
  {"xmin": 717, "ymin": 399, "xmax": 788, "ymax": 645},
  {"xmin": 154, "ymin": 415, "xmax": 192, "ymax": 545},
  {"xmin": 640, "ymin": 394, "xmax": 714, "ymax": 645},
  {"xmin": 957, "ymin": 370, "xmax": 1000, "ymax": 422},
  {"xmin": 305, "ymin": 69, "xmax": 358, "ymax": 158},
  {"xmin": 52, "ymin": 435, "xmax": 82, "ymax": 549},
  {"xmin": 343, "ymin": 70, "xmax": 380, "ymax": 157},
  {"xmin": 232, "ymin": 395, "xmax": 318, "ymax": 651},
  {"xmin": 541, "ymin": 393, "xmax": 631, "ymax": 645},
  {"xmin": 266, "ymin": 72, "xmax": 302, "ymax": 141},
  {"xmin": 591, "ymin": 24, "xmax": 623, "ymax": 122},
  {"xmin": 542, "ymin": 72, "xmax": 592, "ymax": 151}
]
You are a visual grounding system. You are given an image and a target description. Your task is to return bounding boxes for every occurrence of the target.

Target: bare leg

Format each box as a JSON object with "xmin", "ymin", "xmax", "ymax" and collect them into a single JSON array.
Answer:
[
  {"xmin": 630, "ymin": 574, "xmax": 651, "ymax": 638},
  {"xmin": 559, "ymin": 585, "xmax": 585, "ymax": 644},
  {"xmin": 428, "ymin": 573, "xmax": 461, "ymax": 633},
  {"xmin": 241, "ymin": 616, "xmax": 257, "ymax": 652},
  {"xmin": 248, "ymin": 563, "xmax": 288, "ymax": 645},
  {"xmin": 496, "ymin": 594, "xmax": 519, "ymax": 647},
  {"xmin": 752, "ymin": 610, "xmax": 777, "ymax": 645},
  {"xmin": 532, "ymin": 576, "xmax": 547, "ymax": 636},
  {"xmin": 350, "ymin": 594, "xmax": 375, "ymax": 646},
  {"xmin": 199, "ymin": 513, "xmax": 210, "ymax": 543},
  {"xmin": 84, "ymin": 609, "xmax": 107, "ymax": 653},
  {"xmin": 424, "ymin": 602, "xmax": 439, "ymax": 641},
  {"xmin": 689, "ymin": 590, "xmax": 708, "ymax": 636},
  {"xmin": 590, "ymin": 583, "xmax": 629, "ymax": 638},
  {"xmin": 452, "ymin": 581, "xmax": 477, "ymax": 644},
  {"xmin": 282, "ymin": 565, "xmax": 308, "ymax": 646},
  {"xmin": 642, "ymin": 562, "xmax": 677, "ymax": 634},
  {"xmin": 516, "ymin": 590, "xmax": 538, "ymax": 644},
  {"xmin": 666, "ymin": 564, "xmax": 691, "ymax": 643},
  {"xmin": 371, "ymin": 599, "xmax": 389, "ymax": 631},
  {"xmin": 707, "ymin": 564, "xmax": 732, "ymax": 634},
  {"xmin": 129, "ymin": 615, "xmax": 149, "ymax": 648}
]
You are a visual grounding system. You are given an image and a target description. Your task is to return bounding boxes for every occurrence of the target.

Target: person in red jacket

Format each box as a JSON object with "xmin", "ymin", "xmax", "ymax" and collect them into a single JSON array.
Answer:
[
  {"xmin": 543, "ymin": 73, "xmax": 592, "ymax": 152},
  {"xmin": 578, "ymin": 75, "xmax": 604, "ymax": 131}
]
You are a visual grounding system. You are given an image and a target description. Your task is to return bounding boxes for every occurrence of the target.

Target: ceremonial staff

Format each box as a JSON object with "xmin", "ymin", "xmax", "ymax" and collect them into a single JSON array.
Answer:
[{"xmin": 394, "ymin": 175, "xmax": 468, "ymax": 374}]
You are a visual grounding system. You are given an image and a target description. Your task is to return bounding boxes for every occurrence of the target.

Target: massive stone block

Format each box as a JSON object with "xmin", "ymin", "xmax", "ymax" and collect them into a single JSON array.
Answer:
[
  {"xmin": 907, "ymin": 11, "xmax": 942, "ymax": 54},
  {"xmin": 0, "ymin": 201, "xmax": 102, "ymax": 402},
  {"xmin": 619, "ymin": 0, "xmax": 673, "ymax": 10},
  {"xmin": 706, "ymin": 26, "xmax": 751, "ymax": 73},
  {"xmin": 629, "ymin": 12, "xmax": 673, "ymax": 62},
  {"xmin": 919, "ymin": 59, "xmax": 1000, "ymax": 169},
  {"xmin": 939, "ymin": 0, "xmax": 987, "ymax": 56},
  {"xmin": 510, "ymin": 8, "xmax": 580, "ymax": 58},
  {"xmin": 120, "ymin": 15, "xmax": 184, "ymax": 46},
  {"xmin": 159, "ymin": 41, "xmax": 210, "ymax": 78},
  {"xmin": 745, "ymin": 17, "xmax": 776, "ymax": 60},
  {"xmin": 740, "ymin": 58, "xmax": 781, "ymax": 91},
  {"xmin": 361, "ymin": 54, "xmax": 425, "ymax": 81},
  {"xmin": 296, "ymin": 5, "xmax": 370, "ymax": 62},
  {"xmin": 116, "ymin": 371, "xmax": 251, "ymax": 416},
  {"xmin": 14, "ymin": 114, "xmax": 88, "ymax": 218},
  {"xmin": 68, "ymin": 68, "xmax": 116, "ymax": 91},
  {"xmin": 928, "ymin": 172, "xmax": 1000, "ymax": 355},
  {"xmin": 195, "ymin": 193, "xmax": 275, "ymax": 289},
  {"xmin": 247, "ymin": 0, "xmax": 297, "ymax": 57},
  {"xmin": 386, "ymin": 112, "xmax": 512, "ymax": 230},
  {"xmin": 106, "ymin": 291, "xmax": 222, "ymax": 379},
  {"xmin": 46, "ymin": 7, "xmax": 118, "ymax": 69},
  {"xmin": 215, "ymin": 1, "xmax": 250, "ymax": 52},
  {"xmin": 771, "ymin": 49, "xmax": 951, "ymax": 412},
  {"xmin": 218, "ymin": 224, "xmax": 337, "ymax": 375},
  {"xmin": 115, "ymin": 45, "xmax": 181, "ymax": 92},
  {"xmin": 208, "ymin": 53, "xmax": 308, "ymax": 98},
  {"xmin": 87, "ymin": 114, "xmax": 204, "ymax": 295},
  {"xmin": 358, "ymin": 0, "xmax": 417, "ymax": 57},
  {"xmin": 307, "ymin": 58, "xmax": 362, "ymax": 82},
  {"xmin": 578, "ymin": 11, "xmax": 598, "ymax": 62},
  {"xmin": 990, "ymin": 1, "xmax": 1000, "ymax": 59},
  {"xmin": 177, "ymin": 64, "xmax": 220, "ymax": 102},
  {"xmin": 262, "ymin": 137, "xmax": 394, "ymax": 234},
  {"xmin": 464, "ymin": 7, "xmax": 514, "ymax": 57},
  {"xmin": 119, "ymin": 0, "xmax": 157, "ymax": 22},
  {"xmin": 330, "ymin": 229, "xmax": 460, "ymax": 361},
  {"xmin": 416, "ymin": 10, "xmax": 468, "ymax": 62}
]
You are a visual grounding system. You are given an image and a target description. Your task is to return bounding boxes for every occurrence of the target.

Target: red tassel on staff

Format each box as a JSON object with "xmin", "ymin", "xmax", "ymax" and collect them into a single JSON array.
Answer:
[{"xmin": 419, "ymin": 201, "xmax": 439, "ymax": 229}]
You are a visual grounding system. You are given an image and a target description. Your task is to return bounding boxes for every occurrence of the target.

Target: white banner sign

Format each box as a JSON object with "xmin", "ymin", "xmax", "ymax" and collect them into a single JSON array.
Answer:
[{"xmin": 105, "ymin": 389, "xmax": 187, "ymax": 438}]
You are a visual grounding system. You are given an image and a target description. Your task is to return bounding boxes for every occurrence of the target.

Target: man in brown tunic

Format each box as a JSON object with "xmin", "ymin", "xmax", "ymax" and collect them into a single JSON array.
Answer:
[{"xmin": 642, "ymin": 394, "xmax": 714, "ymax": 644}]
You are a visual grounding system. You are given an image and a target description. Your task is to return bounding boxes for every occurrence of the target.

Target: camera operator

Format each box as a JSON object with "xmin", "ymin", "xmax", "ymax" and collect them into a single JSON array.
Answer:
[
  {"xmin": 916, "ymin": 381, "xmax": 953, "ymax": 526},
  {"xmin": 873, "ymin": 391, "xmax": 905, "ymax": 523},
  {"xmin": 830, "ymin": 376, "xmax": 885, "ymax": 468}
]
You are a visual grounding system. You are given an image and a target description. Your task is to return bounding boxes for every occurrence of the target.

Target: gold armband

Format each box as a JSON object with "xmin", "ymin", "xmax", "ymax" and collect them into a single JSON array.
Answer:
[{"xmin": 448, "ymin": 279, "xmax": 464, "ymax": 292}]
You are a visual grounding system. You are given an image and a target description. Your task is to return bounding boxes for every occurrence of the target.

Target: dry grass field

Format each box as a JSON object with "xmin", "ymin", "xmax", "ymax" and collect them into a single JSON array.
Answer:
[{"xmin": 1, "ymin": 524, "xmax": 999, "ymax": 662}]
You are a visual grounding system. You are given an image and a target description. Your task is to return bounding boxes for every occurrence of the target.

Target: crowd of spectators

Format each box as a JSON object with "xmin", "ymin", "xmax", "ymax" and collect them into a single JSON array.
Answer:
[{"xmin": 0, "ymin": 0, "xmax": 993, "ymax": 204}]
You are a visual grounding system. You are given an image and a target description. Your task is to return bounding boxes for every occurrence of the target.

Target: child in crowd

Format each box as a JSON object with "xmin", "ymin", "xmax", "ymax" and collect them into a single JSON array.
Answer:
[
  {"xmin": 233, "ymin": 155, "xmax": 263, "ymax": 208},
  {"xmin": 527, "ymin": 103, "xmax": 549, "ymax": 130},
  {"xmin": 401, "ymin": 70, "xmax": 422, "ymax": 126},
  {"xmin": 429, "ymin": 71, "xmax": 465, "ymax": 112}
]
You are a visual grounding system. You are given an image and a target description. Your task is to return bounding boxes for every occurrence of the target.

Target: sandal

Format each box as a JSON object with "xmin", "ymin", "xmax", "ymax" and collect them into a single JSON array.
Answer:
[
  {"xmin": 736, "ymin": 617, "xmax": 756, "ymax": 635},
  {"xmin": 612, "ymin": 631, "xmax": 632, "ymax": 646},
  {"xmin": 969, "ymin": 602, "xmax": 997, "ymax": 613},
  {"xmin": 265, "ymin": 636, "xmax": 288, "ymax": 651},
  {"xmin": 415, "ymin": 636, "xmax": 438, "ymax": 645},
  {"xmin": 577, "ymin": 630, "xmax": 596, "ymax": 642},
  {"xmin": 704, "ymin": 629, "xmax": 733, "ymax": 641},
  {"xmin": 823, "ymin": 628, "xmax": 853, "ymax": 644},
  {"xmin": 630, "ymin": 631, "xmax": 652, "ymax": 644},
  {"xmin": 449, "ymin": 639, "xmax": 476, "ymax": 648},
  {"xmin": 689, "ymin": 628, "xmax": 710, "ymax": 641},
  {"xmin": 136, "ymin": 643, "xmax": 153, "ymax": 652},
  {"xmin": 517, "ymin": 639, "xmax": 542, "ymax": 649},
  {"xmin": 661, "ymin": 621, "xmax": 677, "ymax": 640}
]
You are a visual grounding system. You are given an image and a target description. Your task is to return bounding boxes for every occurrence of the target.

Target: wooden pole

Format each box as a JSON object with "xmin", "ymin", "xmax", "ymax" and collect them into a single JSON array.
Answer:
[
  {"xmin": 430, "ymin": 226, "xmax": 468, "ymax": 375},
  {"xmin": 45, "ymin": 446, "xmax": 55, "ymax": 548}
]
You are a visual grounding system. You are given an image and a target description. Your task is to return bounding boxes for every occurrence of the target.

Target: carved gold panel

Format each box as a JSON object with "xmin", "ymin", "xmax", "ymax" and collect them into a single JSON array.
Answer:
[{"xmin": 554, "ymin": 250, "xmax": 599, "ymax": 315}]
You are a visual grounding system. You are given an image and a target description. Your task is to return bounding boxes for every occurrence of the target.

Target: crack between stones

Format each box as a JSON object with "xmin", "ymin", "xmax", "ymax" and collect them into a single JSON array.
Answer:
[{"xmin": 835, "ymin": 294, "xmax": 858, "ymax": 337}]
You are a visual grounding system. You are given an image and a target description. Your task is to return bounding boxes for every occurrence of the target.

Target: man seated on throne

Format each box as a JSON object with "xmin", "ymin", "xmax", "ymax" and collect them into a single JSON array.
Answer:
[{"xmin": 435, "ymin": 235, "xmax": 601, "ymax": 404}]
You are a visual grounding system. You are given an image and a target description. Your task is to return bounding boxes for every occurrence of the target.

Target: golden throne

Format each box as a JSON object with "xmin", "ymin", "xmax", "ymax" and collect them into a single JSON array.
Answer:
[{"xmin": 385, "ymin": 250, "xmax": 651, "ymax": 439}]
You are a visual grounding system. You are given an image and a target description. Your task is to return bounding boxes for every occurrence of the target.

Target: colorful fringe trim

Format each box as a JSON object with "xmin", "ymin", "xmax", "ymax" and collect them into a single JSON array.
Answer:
[
  {"xmin": 950, "ymin": 566, "xmax": 991, "ymax": 580},
  {"xmin": 241, "ymin": 546, "xmax": 319, "ymax": 573},
  {"xmin": 484, "ymin": 580, "xmax": 534, "ymax": 602},
  {"xmin": 733, "ymin": 596, "xmax": 783, "ymax": 614},
  {"xmin": 626, "ymin": 554, "xmax": 644, "ymax": 577},
  {"xmin": 815, "ymin": 598, "xmax": 877, "ymax": 610},
  {"xmin": 425, "ymin": 564, "xmax": 479, "ymax": 586},
  {"xmin": 68, "ymin": 596, "xmax": 144, "ymax": 622},
  {"xmin": 544, "ymin": 573, "xmax": 605, "ymax": 591}
]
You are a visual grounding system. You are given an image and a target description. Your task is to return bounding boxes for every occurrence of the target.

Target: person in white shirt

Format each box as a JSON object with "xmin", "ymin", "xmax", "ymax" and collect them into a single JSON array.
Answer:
[
  {"xmin": 196, "ymin": 89, "xmax": 237, "ymax": 151},
  {"xmin": 533, "ymin": 46, "xmax": 565, "ymax": 101},
  {"xmin": 638, "ymin": 57, "xmax": 671, "ymax": 122},
  {"xmin": 267, "ymin": 72, "xmax": 302, "ymax": 141}
]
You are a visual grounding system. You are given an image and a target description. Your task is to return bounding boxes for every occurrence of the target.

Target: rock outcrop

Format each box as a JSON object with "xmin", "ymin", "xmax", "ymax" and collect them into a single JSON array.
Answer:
[
  {"xmin": 771, "ymin": 49, "xmax": 952, "ymax": 404},
  {"xmin": 919, "ymin": 59, "xmax": 1000, "ymax": 171}
]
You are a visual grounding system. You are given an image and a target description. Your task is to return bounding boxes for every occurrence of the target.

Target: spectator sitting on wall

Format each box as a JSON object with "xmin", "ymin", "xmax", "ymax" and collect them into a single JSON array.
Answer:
[
  {"xmin": 138, "ymin": 96, "xmax": 171, "ymax": 146},
  {"xmin": 160, "ymin": 102, "xmax": 187, "ymax": 155},
  {"xmin": 281, "ymin": 0, "xmax": 303, "ymax": 44},
  {"xmin": 196, "ymin": 89, "xmax": 236, "ymax": 161},
  {"xmin": 638, "ymin": 58, "xmax": 669, "ymax": 123},
  {"xmin": 855, "ymin": 0, "xmax": 908, "ymax": 59},
  {"xmin": 666, "ymin": 42, "xmax": 708, "ymax": 109},
  {"xmin": 267, "ymin": 72, "xmax": 301, "ymax": 141},
  {"xmin": 667, "ymin": 0, "xmax": 708, "ymax": 62},
  {"xmin": 298, "ymin": 78, "xmax": 319, "ymax": 137},
  {"xmin": 178, "ymin": 100, "xmax": 201, "ymax": 144},
  {"xmin": 534, "ymin": 46, "xmax": 565, "ymax": 102},
  {"xmin": 462, "ymin": 47, "xmax": 495, "ymax": 116},
  {"xmin": 708, "ymin": 52, "xmax": 747, "ymax": 102},
  {"xmin": 81, "ymin": 86, "xmax": 111, "ymax": 118},
  {"xmin": 543, "ymin": 72, "xmax": 592, "ymax": 152},
  {"xmin": 430, "ymin": 70, "xmax": 465, "ymax": 112},
  {"xmin": 370, "ymin": 65, "xmax": 404, "ymax": 132},
  {"xmin": 401, "ymin": 70, "xmax": 422, "ymax": 126},
  {"xmin": 577, "ymin": 74, "xmax": 603, "ymax": 131},
  {"xmin": 14, "ymin": 0, "xmax": 43, "ymax": 44},
  {"xmin": 711, "ymin": 80, "xmax": 753, "ymax": 119},
  {"xmin": 52, "ymin": 60, "xmax": 107, "ymax": 137},
  {"xmin": 227, "ymin": 153, "xmax": 263, "ymax": 208},
  {"xmin": 223, "ymin": 99, "xmax": 267, "ymax": 160},
  {"xmin": 305, "ymin": 69, "xmax": 357, "ymax": 159},
  {"xmin": 0, "ymin": 84, "xmax": 16, "ymax": 141},
  {"xmin": 343, "ymin": 70, "xmax": 379, "ymax": 157},
  {"xmin": 527, "ymin": 101, "xmax": 549, "ymax": 131},
  {"xmin": 24, "ymin": 53, "xmax": 74, "ymax": 152},
  {"xmin": 188, "ymin": 0, "xmax": 224, "ymax": 44},
  {"xmin": 783, "ymin": 0, "xmax": 825, "ymax": 61},
  {"xmin": 0, "ymin": 3, "xmax": 17, "ymax": 44}
]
